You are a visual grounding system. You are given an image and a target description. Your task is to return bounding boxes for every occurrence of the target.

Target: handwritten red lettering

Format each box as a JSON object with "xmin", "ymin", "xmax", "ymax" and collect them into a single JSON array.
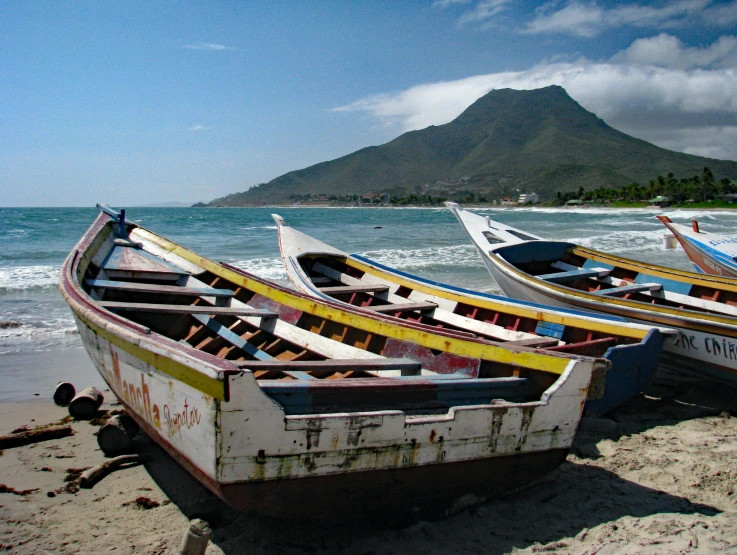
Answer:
[{"xmin": 163, "ymin": 399, "xmax": 201, "ymax": 437}]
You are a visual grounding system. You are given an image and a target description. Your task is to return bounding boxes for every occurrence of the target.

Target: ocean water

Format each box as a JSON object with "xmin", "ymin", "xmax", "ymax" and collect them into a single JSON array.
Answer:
[{"xmin": 0, "ymin": 205, "xmax": 730, "ymax": 400}]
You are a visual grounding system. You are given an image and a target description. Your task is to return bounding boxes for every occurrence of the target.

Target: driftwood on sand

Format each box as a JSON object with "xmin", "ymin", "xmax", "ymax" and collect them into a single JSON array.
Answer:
[
  {"xmin": 0, "ymin": 425, "xmax": 74, "ymax": 450},
  {"xmin": 53, "ymin": 382, "xmax": 76, "ymax": 407},
  {"xmin": 97, "ymin": 414, "xmax": 138, "ymax": 456},
  {"xmin": 68, "ymin": 387, "xmax": 103, "ymax": 419},
  {"xmin": 79, "ymin": 454, "xmax": 143, "ymax": 489}
]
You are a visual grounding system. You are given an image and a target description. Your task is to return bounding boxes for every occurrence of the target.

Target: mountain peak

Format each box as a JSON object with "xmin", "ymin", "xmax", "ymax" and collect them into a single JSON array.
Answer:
[{"xmin": 205, "ymin": 86, "xmax": 737, "ymax": 206}]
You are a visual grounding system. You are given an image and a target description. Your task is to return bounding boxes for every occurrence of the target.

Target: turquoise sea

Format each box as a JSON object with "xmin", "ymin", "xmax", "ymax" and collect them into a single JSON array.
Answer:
[{"xmin": 1, "ymin": 205, "xmax": 733, "ymax": 400}]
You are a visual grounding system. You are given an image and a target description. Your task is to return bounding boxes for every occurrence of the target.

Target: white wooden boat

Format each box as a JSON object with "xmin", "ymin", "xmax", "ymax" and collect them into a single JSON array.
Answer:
[
  {"xmin": 446, "ymin": 202, "xmax": 737, "ymax": 386},
  {"xmin": 658, "ymin": 215, "xmax": 737, "ymax": 278},
  {"xmin": 273, "ymin": 214, "xmax": 676, "ymax": 415},
  {"xmin": 59, "ymin": 205, "xmax": 605, "ymax": 520}
]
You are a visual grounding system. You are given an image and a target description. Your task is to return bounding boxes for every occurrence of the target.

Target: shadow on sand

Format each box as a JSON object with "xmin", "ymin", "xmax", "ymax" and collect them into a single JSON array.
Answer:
[{"xmin": 135, "ymin": 433, "xmax": 719, "ymax": 554}]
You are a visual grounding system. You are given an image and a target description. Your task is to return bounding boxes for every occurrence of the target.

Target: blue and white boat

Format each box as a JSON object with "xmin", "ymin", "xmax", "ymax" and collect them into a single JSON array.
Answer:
[
  {"xmin": 446, "ymin": 202, "xmax": 737, "ymax": 387},
  {"xmin": 659, "ymin": 215, "xmax": 737, "ymax": 278},
  {"xmin": 273, "ymin": 213, "xmax": 676, "ymax": 414}
]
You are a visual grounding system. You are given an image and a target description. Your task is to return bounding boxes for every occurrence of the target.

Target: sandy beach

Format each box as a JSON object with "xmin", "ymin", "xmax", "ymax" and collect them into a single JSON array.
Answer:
[{"xmin": 1, "ymin": 366, "xmax": 736, "ymax": 555}]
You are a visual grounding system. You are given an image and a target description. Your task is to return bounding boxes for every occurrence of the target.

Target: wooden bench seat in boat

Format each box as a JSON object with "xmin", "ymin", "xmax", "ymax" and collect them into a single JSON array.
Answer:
[
  {"xmin": 537, "ymin": 267, "xmax": 612, "ymax": 283},
  {"xmin": 505, "ymin": 337, "xmax": 560, "ymax": 348},
  {"xmin": 366, "ymin": 301, "xmax": 439, "ymax": 313},
  {"xmin": 98, "ymin": 301, "xmax": 277, "ymax": 318},
  {"xmin": 100, "ymin": 244, "xmax": 191, "ymax": 281},
  {"xmin": 260, "ymin": 375, "xmax": 528, "ymax": 414},
  {"xmin": 594, "ymin": 283, "xmax": 663, "ymax": 297},
  {"xmin": 237, "ymin": 358, "xmax": 423, "ymax": 374},
  {"xmin": 318, "ymin": 284, "xmax": 390, "ymax": 294},
  {"xmin": 87, "ymin": 279, "xmax": 235, "ymax": 299}
]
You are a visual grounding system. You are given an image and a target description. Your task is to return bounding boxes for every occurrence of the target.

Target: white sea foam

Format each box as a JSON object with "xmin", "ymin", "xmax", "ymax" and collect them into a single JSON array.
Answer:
[
  {"xmin": 360, "ymin": 244, "xmax": 481, "ymax": 271},
  {"xmin": 228, "ymin": 257, "xmax": 288, "ymax": 281},
  {"xmin": 0, "ymin": 265, "xmax": 60, "ymax": 290}
]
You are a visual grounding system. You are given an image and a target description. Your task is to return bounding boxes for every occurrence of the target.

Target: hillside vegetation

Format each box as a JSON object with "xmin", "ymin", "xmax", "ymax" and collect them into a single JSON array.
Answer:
[{"xmin": 202, "ymin": 86, "xmax": 737, "ymax": 206}]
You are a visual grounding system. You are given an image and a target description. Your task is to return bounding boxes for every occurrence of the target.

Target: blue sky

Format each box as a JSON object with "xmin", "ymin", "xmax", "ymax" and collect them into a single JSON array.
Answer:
[{"xmin": 2, "ymin": 1, "xmax": 737, "ymax": 207}]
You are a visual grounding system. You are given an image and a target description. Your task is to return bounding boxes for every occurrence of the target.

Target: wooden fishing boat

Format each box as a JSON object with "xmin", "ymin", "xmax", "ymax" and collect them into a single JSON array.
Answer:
[
  {"xmin": 59, "ymin": 205, "xmax": 605, "ymax": 520},
  {"xmin": 446, "ymin": 202, "xmax": 737, "ymax": 386},
  {"xmin": 658, "ymin": 215, "xmax": 737, "ymax": 278},
  {"xmin": 273, "ymin": 214, "xmax": 675, "ymax": 415}
]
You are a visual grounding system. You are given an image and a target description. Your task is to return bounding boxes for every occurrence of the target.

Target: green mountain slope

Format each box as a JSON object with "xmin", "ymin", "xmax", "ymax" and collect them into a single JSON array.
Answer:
[{"xmin": 205, "ymin": 86, "xmax": 737, "ymax": 206}]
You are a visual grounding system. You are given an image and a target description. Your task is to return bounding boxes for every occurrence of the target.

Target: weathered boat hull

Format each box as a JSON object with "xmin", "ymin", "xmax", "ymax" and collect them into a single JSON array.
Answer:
[
  {"xmin": 274, "ymin": 214, "xmax": 672, "ymax": 415},
  {"xmin": 659, "ymin": 216, "xmax": 737, "ymax": 278},
  {"xmin": 59, "ymin": 209, "xmax": 600, "ymax": 519},
  {"xmin": 447, "ymin": 202, "xmax": 737, "ymax": 386}
]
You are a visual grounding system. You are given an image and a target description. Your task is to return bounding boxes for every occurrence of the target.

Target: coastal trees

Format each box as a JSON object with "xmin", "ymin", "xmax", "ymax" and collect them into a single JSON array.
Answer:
[{"xmin": 556, "ymin": 168, "xmax": 735, "ymax": 206}]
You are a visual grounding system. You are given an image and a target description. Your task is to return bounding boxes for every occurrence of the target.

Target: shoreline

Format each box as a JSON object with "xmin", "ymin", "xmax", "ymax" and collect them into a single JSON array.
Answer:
[{"xmin": 2, "ymin": 366, "xmax": 737, "ymax": 553}]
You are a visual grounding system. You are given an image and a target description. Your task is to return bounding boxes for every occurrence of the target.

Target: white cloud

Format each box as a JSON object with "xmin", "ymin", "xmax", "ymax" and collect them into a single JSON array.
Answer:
[
  {"xmin": 524, "ymin": 0, "xmax": 710, "ymax": 37},
  {"xmin": 611, "ymin": 33, "xmax": 737, "ymax": 69},
  {"xmin": 189, "ymin": 125, "xmax": 210, "ymax": 131},
  {"xmin": 457, "ymin": 0, "xmax": 513, "ymax": 26},
  {"xmin": 334, "ymin": 36, "xmax": 737, "ymax": 161},
  {"xmin": 184, "ymin": 41, "xmax": 236, "ymax": 51}
]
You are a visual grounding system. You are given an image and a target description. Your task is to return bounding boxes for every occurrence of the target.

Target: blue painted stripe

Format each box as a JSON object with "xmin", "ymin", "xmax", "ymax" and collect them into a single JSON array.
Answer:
[
  {"xmin": 682, "ymin": 236, "xmax": 737, "ymax": 273},
  {"xmin": 350, "ymin": 254, "xmax": 629, "ymax": 323}
]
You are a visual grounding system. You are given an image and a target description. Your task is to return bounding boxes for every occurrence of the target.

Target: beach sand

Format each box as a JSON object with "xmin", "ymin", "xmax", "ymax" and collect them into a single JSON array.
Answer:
[{"xmin": 1, "ymin": 369, "xmax": 737, "ymax": 554}]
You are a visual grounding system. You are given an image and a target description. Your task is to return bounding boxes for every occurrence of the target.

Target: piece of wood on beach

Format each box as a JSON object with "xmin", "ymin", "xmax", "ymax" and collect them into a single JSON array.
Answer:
[
  {"xmin": 79, "ymin": 454, "xmax": 144, "ymax": 489},
  {"xmin": 97, "ymin": 415, "xmax": 137, "ymax": 456},
  {"xmin": 68, "ymin": 387, "xmax": 104, "ymax": 420},
  {"xmin": 53, "ymin": 382, "xmax": 76, "ymax": 406},
  {"xmin": 0, "ymin": 425, "xmax": 74, "ymax": 450},
  {"xmin": 179, "ymin": 518, "xmax": 212, "ymax": 555}
]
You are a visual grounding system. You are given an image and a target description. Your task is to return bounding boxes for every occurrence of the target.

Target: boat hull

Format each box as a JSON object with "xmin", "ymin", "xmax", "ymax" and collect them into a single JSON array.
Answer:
[
  {"xmin": 59, "ymin": 209, "xmax": 598, "ymax": 519},
  {"xmin": 660, "ymin": 217, "xmax": 737, "ymax": 278},
  {"xmin": 219, "ymin": 447, "xmax": 568, "ymax": 520},
  {"xmin": 477, "ymin": 241, "xmax": 737, "ymax": 386}
]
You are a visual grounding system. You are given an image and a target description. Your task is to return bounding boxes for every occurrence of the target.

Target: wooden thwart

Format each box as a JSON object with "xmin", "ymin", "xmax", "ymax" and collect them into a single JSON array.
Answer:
[
  {"xmin": 98, "ymin": 301, "xmax": 277, "ymax": 317},
  {"xmin": 87, "ymin": 279, "xmax": 235, "ymax": 299},
  {"xmin": 366, "ymin": 301, "xmax": 438, "ymax": 313},
  {"xmin": 237, "ymin": 358, "xmax": 422, "ymax": 373},
  {"xmin": 538, "ymin": 267, "xmax": 611, "ymax": 283},
  {"xmin": 595, "ymin": 283, "xmax": 663, "ymax": 297},
  {"xmin": 318, "ymin": 284, "xmax": 390, "ymax": 294},
  {"xmin": 505, "ymin": 337, "xmax": 560, "ymax": 348}
]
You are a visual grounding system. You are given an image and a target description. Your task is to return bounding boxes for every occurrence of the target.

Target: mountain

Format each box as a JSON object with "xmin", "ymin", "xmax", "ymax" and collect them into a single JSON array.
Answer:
[{"xmin": 204, "ymin": 86, "xmax": 737, "ymax": 206}]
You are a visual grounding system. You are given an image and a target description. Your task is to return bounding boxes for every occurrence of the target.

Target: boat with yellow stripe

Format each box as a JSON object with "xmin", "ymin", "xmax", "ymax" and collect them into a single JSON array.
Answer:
[
  {"xmin": 273, "ymin": 214, "xmax": 674, "ymax": 415},
  {"xmin": 446, "ymin": 202, "xmax": 737, "ymax": 386},
  {"xmin": 60, "ymin": 205, "xmax": 606, "ymax": 521}
]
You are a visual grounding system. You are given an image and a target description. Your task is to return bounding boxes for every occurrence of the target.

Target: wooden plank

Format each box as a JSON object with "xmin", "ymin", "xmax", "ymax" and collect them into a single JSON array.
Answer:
[
  {"xmin": 282, "ymin": 371, "xmax": 319, "ymax": 380},
  {"xmin": 365, "ymin": 301, "xmax": 438, "ymax": 313},
  {"xmin": 98, "ymin": 301, "xmax": 277, "ymax": 317},
  {"xmin": 505, "ymin": 337, "xmax": 560, "ymax": 348},
  {"xmin": 87, "ymin": 279, "xmax": 235, "ymax": 298},
  {"xmin": 237, "ymin": 358, "xmax": 422, "ymax": 372},
  {"xmin": 318, "ymin": 284, "xmax": 390, "ymax": 294},
  {"xmin": 595, "ymin": 283, "xmax": 663, "ymax": 297},
  {"xmin": 192, "ymin": 314, "xmax": 274, "ymax": 361},
  {"xmin": 537, "ymin": 267, "xmax": 611, "ymax": 283}
]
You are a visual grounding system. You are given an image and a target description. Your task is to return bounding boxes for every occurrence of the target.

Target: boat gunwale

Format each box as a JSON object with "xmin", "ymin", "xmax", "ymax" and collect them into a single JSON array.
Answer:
[{"xmin": 487, "ymin": 239, "xmax": 737, "ymax": 335}]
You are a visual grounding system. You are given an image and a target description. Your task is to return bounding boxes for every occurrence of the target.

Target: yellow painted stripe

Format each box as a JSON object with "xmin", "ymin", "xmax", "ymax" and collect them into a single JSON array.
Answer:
[
  {"xmin": 344, "ymin": 257, "xmax": 648, "ymax": 340},
  {"xmin": 496, "ymin": 254, "xmax": 737, "ymax": 334},
  {"xmin": 135, "ymin": 229, "xmax": 576, "ymax": 375},
  {"xmin": 573, "ymin": 246, "xmax": 737, "ymax": 292},
  {"xmin": 78, "ymin": 315, "xmax": 226, "ymax": 399}
]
